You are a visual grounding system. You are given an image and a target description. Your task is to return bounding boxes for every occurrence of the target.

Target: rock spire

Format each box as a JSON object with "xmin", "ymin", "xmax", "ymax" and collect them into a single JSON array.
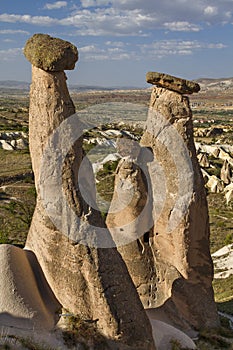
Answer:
[
  {"xmin": 107, "ymin": 71, "xmax": 219, "ymax": 332},
  {"xmin": 141, "ymin": 72, "xmax": 219, "ymax": 330},
  {"xmin": 24, "ymin": 34, "xmax": 156, "ymax": 349}
]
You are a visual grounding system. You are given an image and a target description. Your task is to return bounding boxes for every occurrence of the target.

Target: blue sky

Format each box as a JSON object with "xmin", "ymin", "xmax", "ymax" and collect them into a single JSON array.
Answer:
[{"xmin": 0, "ymin": 0, "xmax": 232, "ymax": 87}]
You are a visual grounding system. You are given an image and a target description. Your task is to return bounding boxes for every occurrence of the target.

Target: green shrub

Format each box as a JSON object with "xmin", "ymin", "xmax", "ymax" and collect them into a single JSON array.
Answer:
[
  {"xmin": 0, "ymin": 231, "xmax": 11, "ymax": 244},
  {"xmin": 225, "ymin": 233, "xmax": 233, "ymax": 245}
]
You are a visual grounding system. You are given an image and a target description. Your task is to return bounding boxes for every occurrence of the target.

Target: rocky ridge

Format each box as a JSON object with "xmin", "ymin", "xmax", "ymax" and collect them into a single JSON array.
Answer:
[
  {"xmin": 197, "ymin": 77, "xmax": 233, "ymax": 94},
  {"xmin": 196, "ymin": 143, "xmax": 233, "ymax": 202}
]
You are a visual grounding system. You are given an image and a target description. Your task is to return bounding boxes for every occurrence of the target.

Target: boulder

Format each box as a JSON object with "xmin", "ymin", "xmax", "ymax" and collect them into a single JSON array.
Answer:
[
  {"xmin": 10, "ymin": 139, "xmax": 17, "ymax": 148},
  {"xmin": 212, "ymin": 244, "xmax": 233, "ymax": 279},
  {"xmin": 150, "ymin": 319, "xmax": 197, "ymax": 350},
  {"xmin": 224, "ymin": 183, "xmax": 233, "ymax": 204},
  {"xmin": 0, "ymin": 140, "xmax": 14, "ymax": 150},
  {"xmin": 16, "ymin": 138, "xmax": 28, "ymax": 150},
  {"xmin": 0, "ymin": 244, "xmax": 60, "ymax": 331},
  {"xmin": 24, "ymin": 34, "xmax": 78, "ymax": 71},
  {"xmin": 220, "ymin": 160, "xmax": 232, "ymax": 185},
  {"xmin": 146, "ymin": 72, "xmax": 200, "ymax": 94},
  {"xmin": 201, "ymin": 169, "xmax": 210, "ymax": 184},
  {"xmin": 197, "ymin": 152, "xmax": 210, "ymax": 168},
  {"xmin": 218, "ymin": 148, "xmax": 233, "ymax": 167},
  {"xmin": 206, "ymin": 175, "xmax": 224, "ymax": 193},
  {"xmin": 212, "ymin": 147, "xmax": 220, "ymax": 158}
]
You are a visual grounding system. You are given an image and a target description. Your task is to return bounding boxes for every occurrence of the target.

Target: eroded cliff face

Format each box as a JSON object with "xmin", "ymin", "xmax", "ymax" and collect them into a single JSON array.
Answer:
[
  {"xmin": 24, "ymin": 34, "xmax": 156, "ymax": 350},
  {"xmin": 107, "ymin": 72, "xmax": 219, "ymax": 331}
]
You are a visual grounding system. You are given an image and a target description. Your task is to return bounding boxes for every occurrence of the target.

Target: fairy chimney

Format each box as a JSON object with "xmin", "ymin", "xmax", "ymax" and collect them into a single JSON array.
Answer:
[
  {"xmin": 24, "ymin": 34, "xmax": 156, "ymax": 349},
  {"xmin": 140, "ymin": 72, "xmax": 219, "ymax": 330},
  {"xmin": 107, "ymin": 71, "xmax": 219, "ymax": 332}
]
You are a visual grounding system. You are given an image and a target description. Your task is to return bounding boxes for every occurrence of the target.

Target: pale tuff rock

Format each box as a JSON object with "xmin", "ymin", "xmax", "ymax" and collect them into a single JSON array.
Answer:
[
  {"xmin": 106, "ymin": 156, "xmax": 157, "ymax": 308},
  {"xmin": 218, "ymin": 148, "xmax": 233, "ymax": 167},
  {"xmin": 0, "ymin": 132, "xmax": 29, "ymax": 150},
  {"xmin": 197, "ymin": 153, "xmax": 210, "ymax": 168},
  {"xmin": 220, "ymin": 160, "xmax": 232, "ymax": 184},
  {"xmin": 24, "ymin": 34, "xmax": 78, "ymax": 71},
  {"xmin": 150, "ymin": 319, "xmax": 197, "ymax": 350},
  {"xmin": 212, "ymin": 244, "xmax": 233, "ymax": 279},
  {"xmin": 132, "ymin": 77, "xmax": 218, "ymax": 329},
  {"xmin": 139, "ymin": 80, "xmax": 219, "ymax": 330},
  {"xmin": 107, "ymin": 76, "xmax": 219, "ymax": 330},
  {"xmin": 206, "ymin": 175, "xmax": 225, "ymax": 193},
  {"xmin": 0, "ymin": 140, "xmax": 14, "ymax": 150},
  {"xmin": 146, "ymin": 72, "xmax": 200, "ymax": 95},
  {"xmin": 24, "ymin": 37, "xmax": 155, "ymax": 349},
  {"xmin": 224, "ymin": 183, "xmax": 233, "ymax": 204},
  {"xmin": 195, "ymin": 143, "xmax": 233, "ymax": 201},
  {"xmin": 0, "ymin": 244, "xmax": 60, "ymax": 330}
]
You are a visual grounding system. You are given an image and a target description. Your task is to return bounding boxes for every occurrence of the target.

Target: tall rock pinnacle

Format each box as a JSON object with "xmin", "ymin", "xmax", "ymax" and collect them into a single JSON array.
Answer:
[
  {"xmin": 107, "ymin": 71, "xmax": 219, "ymax": 332},
  {"xmin": 24, "ymin": 34, "xmax": 156, "ymax": 349},
  {"xmin": 141, "ymin": 72, "xmax": 219, "ymax": 330}
]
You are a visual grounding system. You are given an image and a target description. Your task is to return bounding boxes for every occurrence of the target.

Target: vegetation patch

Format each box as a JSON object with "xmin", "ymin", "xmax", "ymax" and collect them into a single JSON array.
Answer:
[
  {"xmin": 0, "ymin": 334, "xmax": 56, "ymax": 350},
  {"xmin": 208, "ymin": 193, "xmax": 233, "ymax": 254},
  {"xmin": 61, "ymin": 311, "xmax": 106, "ymax": 349}
]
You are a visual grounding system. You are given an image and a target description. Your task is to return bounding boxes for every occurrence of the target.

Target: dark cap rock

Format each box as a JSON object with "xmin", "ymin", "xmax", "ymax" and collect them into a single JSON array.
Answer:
[
  {"xmin": 24, "ymin": 34, "xmax": 78, "ymax": 71},
  {"xmin": 146, "ymin": 71, "xmax": 200, "ymax": 94}
]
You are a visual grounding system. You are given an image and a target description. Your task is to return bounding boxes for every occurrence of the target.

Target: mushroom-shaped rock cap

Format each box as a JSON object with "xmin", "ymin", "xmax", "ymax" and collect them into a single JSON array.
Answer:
[
  {"xmin": 24, "ymin": 34, "xmax": 78, "ymax": 71},
  {"xmin": 146, "ymin": 71, "xmax": 200, "ymax": 94}
]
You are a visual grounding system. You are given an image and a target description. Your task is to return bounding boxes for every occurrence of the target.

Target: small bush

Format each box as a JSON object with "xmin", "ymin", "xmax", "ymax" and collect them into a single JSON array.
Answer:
[
  {"xmin": 199, "ymin": 333, "xmax": 231, "ymax": 349},
  {"xmin": 170, "ymin": 339, "xmax": 190, "ymax": 350},
  {"xmin": 225, "ymin": 233, "xmax": 233, "ymax": 245},
  {"xmin": 0, "ymin": 231, "xmax": 11, "ymax": 244}
]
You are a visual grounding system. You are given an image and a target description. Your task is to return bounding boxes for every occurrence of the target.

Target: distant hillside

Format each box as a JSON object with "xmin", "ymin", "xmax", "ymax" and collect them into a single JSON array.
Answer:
[
  {"xmin": 69, "ymin": 84, "xmax": 113, "ymax": 92},
  {"xmin": 1, "ymin": 77, "xmax": 233, "ymax": 94},
  {"xmin": 0, "ymin": 80, "xmax": 145, "ymax": 92},
  {"xmin": 196, "ymin": 77, "xmax": 233, "ymax": 93},
  {"xmin": 0, "ymin": 81, "xmax": 30, "ymax": 90},
  {"xmin": 69, "ymin": 84, "xmax": 147, "ymax": 92}
]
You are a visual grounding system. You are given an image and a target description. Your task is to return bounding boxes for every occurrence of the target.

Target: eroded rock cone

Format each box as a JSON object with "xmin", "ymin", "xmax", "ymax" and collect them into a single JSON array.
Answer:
[
  {"xmin": 24, "ymin": 34, "xmax": 156, "ymax": 349},
  {"xmin": 106, "ymin": 139, "xmax": 158, "ymax": 308},
  {"xmin": 140, "ymin": 73, "xmax": 219, "ymax": 330},
  {"xmin": 0, "ymin": 244, "xmax": 61, "ymax": 331},
  {"xmin": 221, "ymin": 160, "xmax": 232, "ymax": 185}
]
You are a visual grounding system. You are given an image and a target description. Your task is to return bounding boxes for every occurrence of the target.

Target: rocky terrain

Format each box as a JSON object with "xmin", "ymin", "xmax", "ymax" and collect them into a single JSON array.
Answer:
[
  {"xmin": 0, "ymin": 35, "xmax": 232, "ymax": 350},
  {"xmin": 0, "ymin": 131, "xmax": 28, "ymax": 150},
  {"xmin": 197, "ymin": 77, "xmax": 233, "ymax": 94}
]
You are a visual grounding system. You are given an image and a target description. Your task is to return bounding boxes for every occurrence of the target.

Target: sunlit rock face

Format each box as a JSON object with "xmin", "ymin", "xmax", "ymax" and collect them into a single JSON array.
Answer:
[
  {"xmin": 24, "ymin": 34, "xmax": 156, "ymax": 350},
  {"xmin": 141, "ymin": 74, "xmax": 219, "ymax": 330},
  {"xmin": 108, "ymin": 72, "xmax": 219, "ymax": 332}
]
